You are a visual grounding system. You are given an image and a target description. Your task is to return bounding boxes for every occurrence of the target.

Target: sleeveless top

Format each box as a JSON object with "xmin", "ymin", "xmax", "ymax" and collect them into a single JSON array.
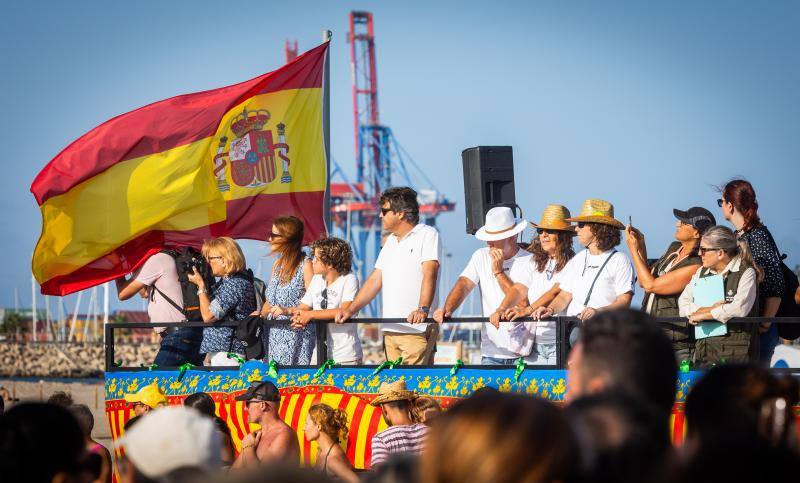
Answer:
[
  {"xmin": 641, "ymin": 241, "xmax": 701, "ymax": 318},
  {"xmin": 265, "ymin": 257, "xmax": 316, "ymax": 365}
]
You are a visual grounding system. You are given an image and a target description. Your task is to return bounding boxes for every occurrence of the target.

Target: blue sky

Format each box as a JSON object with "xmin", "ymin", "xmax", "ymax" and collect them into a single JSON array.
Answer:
[{"xmin": 2, "ymin": 1, "xmax": 799, "ymax": 314}]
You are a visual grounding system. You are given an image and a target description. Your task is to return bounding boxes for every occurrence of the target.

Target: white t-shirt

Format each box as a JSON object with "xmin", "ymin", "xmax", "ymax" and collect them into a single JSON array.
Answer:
[
  {"xmin": 560, "ymin": 249, "xmax": 635, "ymax": 316},
  {"xmin": 459, "ymin": 247, "xmax": 534, "ymax": 359},
  {"xmin": 523, "ymin": 258, "xmax": 571, "ymax": 345},
  {"xmin": 302, "ymin": 273, "xmax": 362, "ymax": 363},
  {"xmin": 134, "ymin": 252, "xmax": 185, "ymax": 331},
  {"xmin": 374, "ymin": 224, "xmax": 441, "ymax": 334}
]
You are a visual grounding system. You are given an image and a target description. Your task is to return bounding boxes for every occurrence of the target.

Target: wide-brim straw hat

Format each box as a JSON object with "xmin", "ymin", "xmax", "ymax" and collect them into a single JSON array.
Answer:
[
  {"xmin": 565, "ymin": 199, "xmax": 625, "ymax": 229},
  {"xmin": 475, "ymin": 207, "xmax": 528, "ymax": 241},
  {"xmin": 370, "ymin": 380, "xmax": 418, "ymax": 406},
  {"xmin": 530, "ymin": 204, "xmax": 575, "ymax": 232}
]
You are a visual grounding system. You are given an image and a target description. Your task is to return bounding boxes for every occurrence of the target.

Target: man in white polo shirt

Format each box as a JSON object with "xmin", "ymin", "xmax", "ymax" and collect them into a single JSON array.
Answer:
[
  {"xmin": 433, "ymin": 207, "xmax": 534, "ymax": 365},
  {"xmin": 337, "ymin": 187, "xmax": 441, "ymax": 365}
]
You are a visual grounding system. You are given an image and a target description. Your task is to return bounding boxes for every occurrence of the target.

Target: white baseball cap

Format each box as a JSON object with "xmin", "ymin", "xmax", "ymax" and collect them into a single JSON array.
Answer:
[
  {"xmin": 117, "ymin": 405, "xmax": 221, "ymax": 478},
  {"xmin": 475, "ymin": 207, "xmax": 528, "ymax": 241}
]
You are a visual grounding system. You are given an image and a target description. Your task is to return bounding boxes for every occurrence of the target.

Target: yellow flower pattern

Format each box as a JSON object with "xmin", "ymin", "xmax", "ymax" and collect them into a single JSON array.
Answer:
[{"xmin": 105, "ymin": 361, "xmax": 703, "ymax": 406}]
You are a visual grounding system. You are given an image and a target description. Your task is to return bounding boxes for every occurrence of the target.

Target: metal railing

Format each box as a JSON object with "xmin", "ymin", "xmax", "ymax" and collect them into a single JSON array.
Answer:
[{"xmin": 103, "ymin": 316, "xmax": 800, "ymax": 372}]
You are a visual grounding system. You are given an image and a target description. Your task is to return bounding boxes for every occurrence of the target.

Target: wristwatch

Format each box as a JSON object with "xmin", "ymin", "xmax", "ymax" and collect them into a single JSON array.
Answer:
[
  {"xmin": 197, "ymin": 289, "xmax": 207, "ymax": 295},
  {"xmin": 417, "ymin": 306, "xmax": 430, "ymax": 315}
]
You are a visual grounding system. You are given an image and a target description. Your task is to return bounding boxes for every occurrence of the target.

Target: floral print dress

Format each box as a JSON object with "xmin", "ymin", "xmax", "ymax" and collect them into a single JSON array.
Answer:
[{"xmin": 266, "ymin": 258, "xmax": 315, "ymax": 365}]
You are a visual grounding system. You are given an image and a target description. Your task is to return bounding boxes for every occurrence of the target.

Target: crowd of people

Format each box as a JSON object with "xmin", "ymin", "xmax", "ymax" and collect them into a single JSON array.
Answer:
[
  {"xmin": 109, "ymin": 179, "xmax": 800, "ymax": 369},
  {"xmin": 2, "ymin": 178, "xmax": 800, "ymax": 480},
  {"xmin": 2, "ymin": 309, "xmax": 799, "ymax": 483}
]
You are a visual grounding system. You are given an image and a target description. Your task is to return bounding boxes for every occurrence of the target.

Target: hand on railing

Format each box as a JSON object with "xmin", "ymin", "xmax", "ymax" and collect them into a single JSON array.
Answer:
[
  {"xmin": 290, "ymin": 310, "xmax": 313, "ymax": 329},
  {"xmin": 268, "ymin": 306, "xmax": 290, "ymax": 318},
  {"xmin": 335, "ymin": 307, "xmax": 354, "ymax": 324},
  {"xmin": 432, "ymin": 308, "xmax": 451, "ymax": 324},
  {"xmin": 531, "ymin": 306, "xmax": 554, "ymax": 320},
  {"xmin": 488, "ymin": 309, "xmax": 503, "ymax": 328},
  {"xmin": 505, "ymin": 305, "xmax": 533, "ymax": 321},
  {"xmin": 407, "ymin": 309, "xmax": 428, "ymax": 324}
]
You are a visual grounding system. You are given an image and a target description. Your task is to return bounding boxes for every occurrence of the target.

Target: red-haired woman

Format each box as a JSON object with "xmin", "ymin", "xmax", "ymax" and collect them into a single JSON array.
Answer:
[
  {"xmin": 718, "ymin": 179, "xmax": 785, "ymax": 361},
  {"xmin": 259, "ymin": 216, "xmax": 314, "ymax": 365}
]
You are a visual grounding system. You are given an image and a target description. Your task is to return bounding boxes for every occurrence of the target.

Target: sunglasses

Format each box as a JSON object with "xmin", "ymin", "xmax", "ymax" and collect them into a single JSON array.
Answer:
[
  {"xmin": 380, "ymin": 207, "xmax": 393, "ymax": 216},
  {"xmin": 698, "ymin": 246, "xmax": 722, "ymax": 255},
  {"xmin": 537, "ymin": 228, "xmax": 557, "ymax": 235},
  {"xmin": 269, "ymin": 231, "xmax": 283, "ymax": 240},
  {"xmin": 320, "ymin": 288, "xmax": 328, "ymax": 310},
  {"xmin": 576, "ymin": 222, "xmax": 589, "ymax": 229},
  {"xmin": 716, "ymin": 198, "xmax": 725, "ymax": 207}
]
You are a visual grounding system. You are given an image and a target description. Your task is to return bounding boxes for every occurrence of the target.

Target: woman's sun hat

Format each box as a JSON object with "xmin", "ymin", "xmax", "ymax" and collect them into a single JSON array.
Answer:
[
  {"xmin": 530, "ymin": 204, "xmax": 575, "ymax": 232},
  {"xmin": 475, "ymin": 207, "xmax": 528, "ymax": 241},
  {"xmin": 565, "ymin": 199, "xmax": 625, "ymax": 229}
]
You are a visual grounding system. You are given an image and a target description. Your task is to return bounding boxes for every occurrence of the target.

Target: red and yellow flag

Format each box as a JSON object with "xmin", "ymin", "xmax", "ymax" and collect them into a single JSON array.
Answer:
[{"xmin": 31, "ymin": 43, "xmax": 329, "ymax": 296}]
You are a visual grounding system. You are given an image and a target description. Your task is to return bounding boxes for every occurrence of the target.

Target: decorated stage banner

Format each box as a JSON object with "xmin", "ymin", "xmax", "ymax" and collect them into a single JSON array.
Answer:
[
  {"xmin": 31, "ymin": 43, "xmax": 329, "ymax": 296},
  {"xmin": 105, "ymin": 362, "xmax": 703, "ymax": 471}
]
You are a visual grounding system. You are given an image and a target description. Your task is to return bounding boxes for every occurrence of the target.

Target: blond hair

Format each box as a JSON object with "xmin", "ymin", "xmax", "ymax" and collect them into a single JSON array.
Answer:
[{"xmin": 201, "ymin": 237, "xmax": 246, "ymax": 276}]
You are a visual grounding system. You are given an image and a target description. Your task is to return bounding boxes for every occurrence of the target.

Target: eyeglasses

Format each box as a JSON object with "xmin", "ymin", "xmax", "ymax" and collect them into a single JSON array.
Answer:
[
  {"xmin": 537, "ymin": 228, "xmax": 556, "ymax": 235},
  {"xmin": 320, "ymin": 288, "xmax": 328, "ymax": 310},
  {"xmin": 207, "ymin": 256, "xmax": 223, "ymax": 262},
  {"xmin": 698, "ymin": 246, "xmax": 722, "ymax": 255},
  {"xmin": 269, "ymin": 232, "xmax": 283, "ymax": 240},
  {"xmin": 716, "ymin": 198, "xmax": 725, "ymax": 207}
]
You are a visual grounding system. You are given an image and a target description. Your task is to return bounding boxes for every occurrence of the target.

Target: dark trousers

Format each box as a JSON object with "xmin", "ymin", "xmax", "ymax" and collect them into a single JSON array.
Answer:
[{"xmin": 154, "ymin": 326, "xmax": 204, "ymax": 367}]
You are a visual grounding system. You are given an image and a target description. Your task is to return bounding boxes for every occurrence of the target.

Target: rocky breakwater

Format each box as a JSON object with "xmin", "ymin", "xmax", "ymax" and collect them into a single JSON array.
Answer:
[{"xmin": 0, "ymin": 343, "xmax": 159, "ymax": 378}]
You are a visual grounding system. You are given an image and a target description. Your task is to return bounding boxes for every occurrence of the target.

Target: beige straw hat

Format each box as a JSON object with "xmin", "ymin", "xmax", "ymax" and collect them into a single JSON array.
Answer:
[
  {"xmin": 565, "ymin": 199, "xmax": 625, "ymax": 229},
  {"xmin": 530, "ymin": 204, "xmax": 575, "ymax": 232},
  {"xmin": 370, "ymin": 380, "xmax": 418, "ymax": 406}
]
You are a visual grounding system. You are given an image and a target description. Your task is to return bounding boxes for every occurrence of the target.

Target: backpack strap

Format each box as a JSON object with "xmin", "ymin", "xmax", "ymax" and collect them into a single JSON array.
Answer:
[
  {"xmin": 583, "ymin": 250, "xmax": 618, "ymax": 307},
  {"xmin": 151, "ymin": 284, "xmax": 186, "ymax": 318}
]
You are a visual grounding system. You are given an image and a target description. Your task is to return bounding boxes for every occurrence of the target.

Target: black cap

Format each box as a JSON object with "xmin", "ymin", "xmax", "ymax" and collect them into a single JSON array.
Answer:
[
  {"xmin": 235, "ymin": 381, "xmax": 280, "ymax": 402},
  {"xmin": 234, "ymin": 315, "xmax": 265, "ymax": 360},
  {"xmin": 673, "ymin": 207, "xmax": 716, "ymax": 234}
]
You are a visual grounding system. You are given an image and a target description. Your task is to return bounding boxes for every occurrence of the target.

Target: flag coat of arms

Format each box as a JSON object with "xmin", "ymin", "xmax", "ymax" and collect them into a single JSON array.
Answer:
[{"xmin": 31, "ymin": 43, "xmax": 329, "ymax": 296}]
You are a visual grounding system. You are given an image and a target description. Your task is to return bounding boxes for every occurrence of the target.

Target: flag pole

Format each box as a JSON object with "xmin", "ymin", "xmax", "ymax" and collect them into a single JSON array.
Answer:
[{"xmin": 322, "ymin": 30, "xmax": 332, "ymax": 234}]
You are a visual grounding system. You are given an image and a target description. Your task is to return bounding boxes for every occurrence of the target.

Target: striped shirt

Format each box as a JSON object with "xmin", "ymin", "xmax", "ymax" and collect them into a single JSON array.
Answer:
[{"xmin": 370, "ymin": 423, "xmax": 429, "ymax": 467}]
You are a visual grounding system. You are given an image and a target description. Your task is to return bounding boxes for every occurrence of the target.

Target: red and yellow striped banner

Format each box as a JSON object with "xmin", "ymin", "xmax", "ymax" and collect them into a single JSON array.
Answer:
[
  {"xmin": 31, "ymin": 43, "xmax": 329, "ymax": 295},
  {"xmin": 107, "ymin": 386, "xmax": 387, "ymax": 472}
]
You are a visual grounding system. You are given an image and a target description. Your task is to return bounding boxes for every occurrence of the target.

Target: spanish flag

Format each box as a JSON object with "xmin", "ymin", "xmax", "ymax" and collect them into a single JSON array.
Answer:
[{"xmin": 31, "ymin": 43, "xmax": 329, "ymax": 296}]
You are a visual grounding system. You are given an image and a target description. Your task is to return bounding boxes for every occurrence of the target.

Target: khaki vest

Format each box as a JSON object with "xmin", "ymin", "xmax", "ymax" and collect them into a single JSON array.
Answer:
[
  {"xmin": 698, "ymin": 257, "xmax": 760, "ymax": 318},
  {"xmin": 642, "ymin": 241, "xmax": 702, "ymax": 318}
]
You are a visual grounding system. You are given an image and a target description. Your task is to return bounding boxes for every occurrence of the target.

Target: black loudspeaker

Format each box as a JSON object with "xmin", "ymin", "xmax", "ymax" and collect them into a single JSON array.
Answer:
[{"xmin": 461, "ymin": 146, "xmax": 517, "ymax": 235}]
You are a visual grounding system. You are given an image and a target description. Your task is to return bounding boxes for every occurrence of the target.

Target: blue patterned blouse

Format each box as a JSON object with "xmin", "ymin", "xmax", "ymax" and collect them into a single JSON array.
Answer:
[{"xmin": 200, "ymin": 275, "xmax": 257, "ymax": 354}]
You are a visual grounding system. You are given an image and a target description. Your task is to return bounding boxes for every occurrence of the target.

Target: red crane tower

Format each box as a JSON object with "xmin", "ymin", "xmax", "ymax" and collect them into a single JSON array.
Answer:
[{"xmin": 287, "ymin": 12, "xmax": 455, "ymax": 315}]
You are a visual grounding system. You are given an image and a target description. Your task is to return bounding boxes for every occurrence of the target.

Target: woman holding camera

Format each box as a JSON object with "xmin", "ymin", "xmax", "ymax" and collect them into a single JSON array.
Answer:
[{"xmin": 188, "ymin": 236, "xmax": 259, "ymax": 366}]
